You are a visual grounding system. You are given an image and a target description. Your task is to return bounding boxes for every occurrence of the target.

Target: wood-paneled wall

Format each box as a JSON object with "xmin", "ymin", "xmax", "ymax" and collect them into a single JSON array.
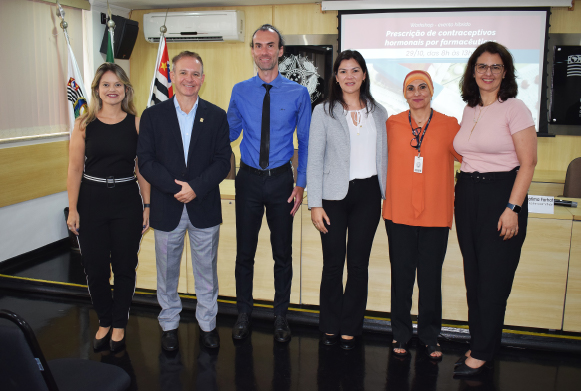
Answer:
[
  {"xmin": 549, "ymin": 0, "xmax": 581, "ymax": 34},
  {"xmin": 129, "ymin": 4, "xmax": 336, "ymax": 163},
  {"xmin": 0, "ymin": 141, "xmax": 69, "ymax": 208},
  {"xmin": 129, "ymin": 4, "xmax": 337, "ymax": 114}
]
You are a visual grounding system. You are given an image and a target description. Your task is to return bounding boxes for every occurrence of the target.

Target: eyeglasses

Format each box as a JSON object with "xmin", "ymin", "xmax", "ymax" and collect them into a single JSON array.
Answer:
[
  {"xmin": 475, "ymin": 64, "xmax": 504, "ymax": 75},
  {"xmin": 410, "ymin": 126, "xmax": 422, "ymax": 149}
]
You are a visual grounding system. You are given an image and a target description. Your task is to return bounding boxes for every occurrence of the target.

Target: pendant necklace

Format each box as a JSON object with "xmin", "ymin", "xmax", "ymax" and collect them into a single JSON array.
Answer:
[{"xmin": 469, "ymin": 100, "xmax": 495, "ymax": 140}]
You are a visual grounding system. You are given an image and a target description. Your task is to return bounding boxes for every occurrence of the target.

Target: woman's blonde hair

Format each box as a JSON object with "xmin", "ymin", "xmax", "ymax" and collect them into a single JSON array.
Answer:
[{"xmin": 79, "ymin": 63, "xmax": 136, "ymax": 129}]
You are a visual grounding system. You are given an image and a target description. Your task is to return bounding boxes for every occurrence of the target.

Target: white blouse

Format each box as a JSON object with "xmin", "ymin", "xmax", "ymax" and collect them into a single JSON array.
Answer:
[{"xmin": 345, "ymin": 109, "xmax": 377, "ymax": 181}]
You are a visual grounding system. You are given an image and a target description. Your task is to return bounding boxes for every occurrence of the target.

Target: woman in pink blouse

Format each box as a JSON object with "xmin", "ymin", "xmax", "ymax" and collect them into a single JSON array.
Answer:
[{"xmin": 452, "ymin": 42, "xmax": 537, "ymax": 376}]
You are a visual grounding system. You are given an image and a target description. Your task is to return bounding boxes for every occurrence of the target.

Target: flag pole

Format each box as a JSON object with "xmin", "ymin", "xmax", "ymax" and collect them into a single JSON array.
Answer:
[
  {"xmin": 106, "ymin": 0, "xmax": 115, "ymax": 62},
  {"xmin": 147, "ymin": 9, "xmax": 169, "ymax": 108},
  {"xmin": 56, "ymin": 1, "xmax": 87, "ymax": 98}
]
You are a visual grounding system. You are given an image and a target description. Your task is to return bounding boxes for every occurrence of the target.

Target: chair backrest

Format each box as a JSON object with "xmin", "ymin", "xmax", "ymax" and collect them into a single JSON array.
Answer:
[
  {"xmin": 0, "ymin": 309, "xmax": 59, "ymax": 391},
  {"xmin": 563, "ymin": 157, "xmax": 581, "ymax": 198},
  {"xmin": 225, "ymin": 151, "xmax": 236, "ymax": 180}
]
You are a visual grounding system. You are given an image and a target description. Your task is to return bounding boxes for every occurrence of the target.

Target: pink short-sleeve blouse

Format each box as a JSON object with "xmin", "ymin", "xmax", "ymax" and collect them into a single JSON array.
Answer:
[{"xmin": 453, "ymin": 98, "xmax": 535, "ymax": 173}]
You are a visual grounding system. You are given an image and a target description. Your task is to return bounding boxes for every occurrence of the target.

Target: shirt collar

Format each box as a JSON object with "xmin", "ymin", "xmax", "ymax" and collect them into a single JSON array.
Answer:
[
  {"xmin": 254, "ymin": 72, "xmax": 283, "ymax": 89},
  {"xmin": 173, "ymin": 95, "xmax": 199, "ymax": 116}
]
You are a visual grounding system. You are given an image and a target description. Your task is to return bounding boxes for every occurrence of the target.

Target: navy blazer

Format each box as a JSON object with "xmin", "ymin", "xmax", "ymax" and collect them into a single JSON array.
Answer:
[{"xmin": 137, "ymin": 97, "xmax": 232, "ymax": 232}]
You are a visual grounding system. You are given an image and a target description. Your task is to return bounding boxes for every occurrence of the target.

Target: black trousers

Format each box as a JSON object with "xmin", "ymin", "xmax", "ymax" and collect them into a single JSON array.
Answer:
[
  {"xmin": 77, "ymin": 180, "xmax": 143, "ymax": 328},
  {"xmin": 234, "ymin": 163, "xmax": 295, "ymax": 315},
  {"xmin": 319, "ymin": 176, "xmax": 381, "ymax": 336},
  {"xmin": 455, "ymin": 169, "xmax": 528, "ymax": 361},
  {"xmin": 385, "ymin": 220, "xmax": 449, "ymax": 346}
]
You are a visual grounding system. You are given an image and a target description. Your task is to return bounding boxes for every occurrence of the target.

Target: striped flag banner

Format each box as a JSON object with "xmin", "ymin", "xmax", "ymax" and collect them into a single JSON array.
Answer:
[
  {"xmin": 65, "ymin": 30, "xmax": 88, "ymax": 134},
  {"xmin": 147, "ymin": 35, "xmax": 173, "ymax": 107}
]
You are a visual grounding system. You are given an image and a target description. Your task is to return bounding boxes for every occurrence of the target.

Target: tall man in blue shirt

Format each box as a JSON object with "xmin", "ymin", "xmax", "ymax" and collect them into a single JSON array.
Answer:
[{"xmin": 228, "ymin": 24, "xmax": 311, "ymax": 343}]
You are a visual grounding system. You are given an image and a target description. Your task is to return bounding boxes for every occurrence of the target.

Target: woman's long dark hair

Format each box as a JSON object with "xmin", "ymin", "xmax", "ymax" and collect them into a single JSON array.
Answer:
[
  {"xmin": 325, "ymin": 50, "xmax": 376, "ymax": 118},
  {"xmin": 460, "ymin": 41, "xmax": 518, "ymax": 108}
]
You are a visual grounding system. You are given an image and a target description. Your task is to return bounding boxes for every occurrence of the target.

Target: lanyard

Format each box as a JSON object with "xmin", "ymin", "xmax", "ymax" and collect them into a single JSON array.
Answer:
[{"xmin": 408, "ymin": 109, "xmax": 433, "ymax": 156}]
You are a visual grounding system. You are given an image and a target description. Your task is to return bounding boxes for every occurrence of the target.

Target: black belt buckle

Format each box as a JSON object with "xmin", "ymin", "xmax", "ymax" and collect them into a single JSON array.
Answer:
[{"xmin": 106, "ymin": 176, "xmax": 115, "ymax": 188}]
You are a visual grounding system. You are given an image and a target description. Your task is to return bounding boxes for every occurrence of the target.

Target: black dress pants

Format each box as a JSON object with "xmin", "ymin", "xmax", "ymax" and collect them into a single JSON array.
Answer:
[
  {"xmin": 455, "ymin": 169, "xmax": 528, "ymax": 361},
  {"xmin": 319, "ymin": 176, "xmax": 381, "ymax": 336},
  {"xmin": 234, "ymin": 163, "xmax": 294, "ymax": 316},
  {"xmin": 384, "ymin": 220, "xmax": 449, "ymax": 346},
  {"xmin": 77, "ymin": 180, "xmax": 143, "ymax": 328}
]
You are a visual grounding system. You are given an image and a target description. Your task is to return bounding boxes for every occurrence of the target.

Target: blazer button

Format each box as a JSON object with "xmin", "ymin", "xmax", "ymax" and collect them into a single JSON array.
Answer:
[{"xmin": 182, "ymin": 171, "xmax": 186, "ymax": 177}]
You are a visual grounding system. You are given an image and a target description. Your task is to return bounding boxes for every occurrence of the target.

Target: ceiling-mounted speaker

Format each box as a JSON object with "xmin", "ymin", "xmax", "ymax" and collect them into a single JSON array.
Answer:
[{"xmin": 100, "ymin": 15, "xmax": 139, "ymax": 60}]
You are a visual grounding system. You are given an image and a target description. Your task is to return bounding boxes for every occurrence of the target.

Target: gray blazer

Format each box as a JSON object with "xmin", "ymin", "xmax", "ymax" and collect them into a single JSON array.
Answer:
[{"xmin": 307, "ymin": 101, "xmax": 388, "ymax": 208}]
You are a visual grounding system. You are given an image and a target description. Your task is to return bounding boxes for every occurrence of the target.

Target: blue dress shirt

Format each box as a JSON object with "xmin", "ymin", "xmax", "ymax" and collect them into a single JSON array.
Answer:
[
  {"xmin": 227, "ymin": 73, "xmax": 311, "ymax": 188},
  {"xmin": 174, "ymin": 96, "xmax": 199, "ymax": 164}
]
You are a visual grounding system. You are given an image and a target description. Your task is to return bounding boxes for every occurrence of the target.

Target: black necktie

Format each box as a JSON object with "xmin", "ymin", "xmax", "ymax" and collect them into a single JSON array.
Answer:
[{"xmin": 260, "ymin": 84, "xmax": 273, "ymax": 169}]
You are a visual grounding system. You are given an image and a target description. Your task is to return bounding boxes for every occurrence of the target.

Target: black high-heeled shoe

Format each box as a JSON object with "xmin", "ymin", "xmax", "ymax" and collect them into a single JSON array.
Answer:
[
  {"xmin": 110, "ymin": 330, "xmax": 126, "ymax": 352},
  {"xmin": 321, "ymin": 333, "xmax": 339, "ymax": 346},
  {"xmin": 93, "ymin": 328, "xmax": 111, "ymax": 351},
  {"xmin": 340, "ymin": 336, "xmax": 356, "ymax": 350},
  {"xmin": 453, "ymin": 361, "xmax": 490, "ymax": 376},
  {"xmin": 391, "ymin": 340, "xmax": 410, "ymax": 357},
  {"xmin": 454, "ymin": 355, "xmax": 467, "ymax": 367}
]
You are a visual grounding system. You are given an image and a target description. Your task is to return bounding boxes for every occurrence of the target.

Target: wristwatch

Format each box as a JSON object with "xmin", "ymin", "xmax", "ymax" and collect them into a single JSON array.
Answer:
[
  {"xmin": 506, "ymin": 203, "xmax": 521, "ymax": 214},
  {"xmin": 143, "ymin": 204, "xmax": 151, "ymax": 208}
]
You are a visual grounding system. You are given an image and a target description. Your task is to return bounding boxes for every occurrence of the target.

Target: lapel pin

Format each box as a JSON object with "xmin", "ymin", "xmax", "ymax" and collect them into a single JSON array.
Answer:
[{"xmin": 200, "ymin": 118, "xmax": 204, "ymax": 122}]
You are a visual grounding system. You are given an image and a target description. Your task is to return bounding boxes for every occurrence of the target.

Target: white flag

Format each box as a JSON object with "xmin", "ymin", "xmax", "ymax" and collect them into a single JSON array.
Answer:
[
  {"xmin": 148, "ymin": 35, "xmax": 173, "ymax": 107},
  {"xmin": 65, "ymin": 39, "xmax": 88, "ymax": 133}
]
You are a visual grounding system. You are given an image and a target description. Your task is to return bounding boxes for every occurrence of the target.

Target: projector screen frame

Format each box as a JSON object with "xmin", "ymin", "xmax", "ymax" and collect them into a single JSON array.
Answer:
[{"xmin": 338, "ymin": 6, "xmax": 551, "ymax": 134}]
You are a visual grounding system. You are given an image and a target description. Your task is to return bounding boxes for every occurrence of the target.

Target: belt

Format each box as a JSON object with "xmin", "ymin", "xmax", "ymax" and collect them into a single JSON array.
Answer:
[
  {"xmin": 240, "ymin": 160, "xmax": 292, "ymax": 177},
  {"xmin": 456, "ymin": 167, "xmax": 519, "ymax": 182},
  {"xmin": 83, "ymin": 174, "xmax": 136, "ymax": 188}
]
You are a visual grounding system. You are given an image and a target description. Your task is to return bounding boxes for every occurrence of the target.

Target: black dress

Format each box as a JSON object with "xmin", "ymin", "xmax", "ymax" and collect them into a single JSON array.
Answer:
[{"xmin": 77, "ymin": 114, "xmax": 143, "ymax": 328}]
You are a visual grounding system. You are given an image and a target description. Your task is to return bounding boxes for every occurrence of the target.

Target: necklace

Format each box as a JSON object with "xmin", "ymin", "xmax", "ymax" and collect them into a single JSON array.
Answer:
[{"xmin": 468, "ymin": 100, "xmax": 495, "ymax": 140}]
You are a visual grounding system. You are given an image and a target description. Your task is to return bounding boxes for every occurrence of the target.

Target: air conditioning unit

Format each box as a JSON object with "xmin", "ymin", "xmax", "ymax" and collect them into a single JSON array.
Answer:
[{"xmin": 143, "ymin": 10, "xmax": 244, "ymax": 43}]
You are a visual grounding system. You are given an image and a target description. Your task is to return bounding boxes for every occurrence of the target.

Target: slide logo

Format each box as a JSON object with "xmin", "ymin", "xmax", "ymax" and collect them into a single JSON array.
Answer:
[{"xmin": 567, "ymin": 55, "xmax": 581, "ymax": 77}]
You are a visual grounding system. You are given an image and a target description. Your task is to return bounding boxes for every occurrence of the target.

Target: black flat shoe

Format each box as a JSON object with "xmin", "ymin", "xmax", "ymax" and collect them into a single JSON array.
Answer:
[
  {"xmin": 453, "ymin": 361, "xmax": 488, "ymax": 377},
  {"xmin": 232, "ymin": 313, "xmax": 251, "ymax": 340},
  {"xmin": 110, "ymin": 334, "xmax": 126, "ymax": 352},
  {"xmin": 391, "ymin": 340, "xmax": 410, "ymax": 357},
  {"xmin": 321, "ymin": 333, "xmax": 339, "ymax": 346},
  {"xmin": 199, "ymin": 327, "xmax": 220, "ymax": 349},
  {"xmin": 455, "ymin": 355, "xmax": 467, "ymax": 367},
  {"xmin": 274, "ymin": 315, "xmax": 291, "ymax": 343},
  {"xmin": 424, "ymin": 344, "xmax": 443, "ymax": 361},
  {"xmin": 161, "ymin": 328, "xmax": 179, "ymax": 351},
  {"xmin": 340, "ymin": 336, "xmax": 355, "ymax": 350},
  {"xmin": 93, "ymin": 329, "xmax": 111, "ymax": 351}
]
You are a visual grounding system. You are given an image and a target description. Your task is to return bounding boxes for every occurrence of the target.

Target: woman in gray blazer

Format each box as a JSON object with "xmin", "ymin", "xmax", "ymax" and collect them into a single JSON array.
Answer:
[{"xmin": 307, "ymin": 50, "xmax": 388, "ymax": 350}]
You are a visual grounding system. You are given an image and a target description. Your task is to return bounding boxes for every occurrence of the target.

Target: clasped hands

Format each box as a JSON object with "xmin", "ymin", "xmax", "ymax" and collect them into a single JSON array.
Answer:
[{"xmin": 174, "ymin": 180, "xmax": 196, "ymax": 203}]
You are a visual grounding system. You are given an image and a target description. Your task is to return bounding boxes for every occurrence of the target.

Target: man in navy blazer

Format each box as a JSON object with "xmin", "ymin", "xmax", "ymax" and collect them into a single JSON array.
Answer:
[{"xmin": 137, "ymin": 51, "xmax": 231, "ymax": 351}]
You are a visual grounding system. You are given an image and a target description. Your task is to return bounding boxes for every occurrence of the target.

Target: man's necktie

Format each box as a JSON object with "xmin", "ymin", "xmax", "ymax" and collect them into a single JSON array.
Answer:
[{"xmin": 260, "ymin": 84, "xmax": 273, "ymax": 169}]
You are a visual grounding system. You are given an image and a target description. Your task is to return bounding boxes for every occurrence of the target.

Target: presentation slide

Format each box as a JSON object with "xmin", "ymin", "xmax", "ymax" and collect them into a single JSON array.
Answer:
[{"xmin": 340, "ymin": 10, "xmax": 548, "ymax": 130}]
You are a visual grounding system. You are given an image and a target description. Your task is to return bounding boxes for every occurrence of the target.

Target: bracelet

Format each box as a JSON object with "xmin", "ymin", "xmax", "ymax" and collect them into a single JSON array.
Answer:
[{"xmin": 143, "ymin": 204, "xmax": 151, "ymax": 208}]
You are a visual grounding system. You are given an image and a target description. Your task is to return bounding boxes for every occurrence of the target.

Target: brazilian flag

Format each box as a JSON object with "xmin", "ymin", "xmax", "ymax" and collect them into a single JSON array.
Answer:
[{"xmin": 106, "ymin": 27, "xmax": 114, "ymax": 63}]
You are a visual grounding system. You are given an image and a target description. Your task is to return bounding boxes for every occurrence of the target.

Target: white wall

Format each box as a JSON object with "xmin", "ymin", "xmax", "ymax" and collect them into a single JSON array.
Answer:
[{"xmin": 0, "ymin": 192, "xmax": 69, "ymax": 262}]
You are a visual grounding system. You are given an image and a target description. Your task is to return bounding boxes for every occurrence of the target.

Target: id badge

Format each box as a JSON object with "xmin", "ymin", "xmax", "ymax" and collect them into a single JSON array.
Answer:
[{"xmin": 414, "ymin": 156, "xmax": 423, "ymax": 173}]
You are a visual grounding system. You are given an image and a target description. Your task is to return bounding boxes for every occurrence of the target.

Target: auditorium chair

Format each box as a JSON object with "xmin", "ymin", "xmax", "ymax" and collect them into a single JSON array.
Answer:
[
  {"xmin": 563, "ymin": 157, "xmax": 581, "ymax": 198},
  {"xmin": 0, "ymin": 309, "xmax": 130, "ymax": 391}
]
